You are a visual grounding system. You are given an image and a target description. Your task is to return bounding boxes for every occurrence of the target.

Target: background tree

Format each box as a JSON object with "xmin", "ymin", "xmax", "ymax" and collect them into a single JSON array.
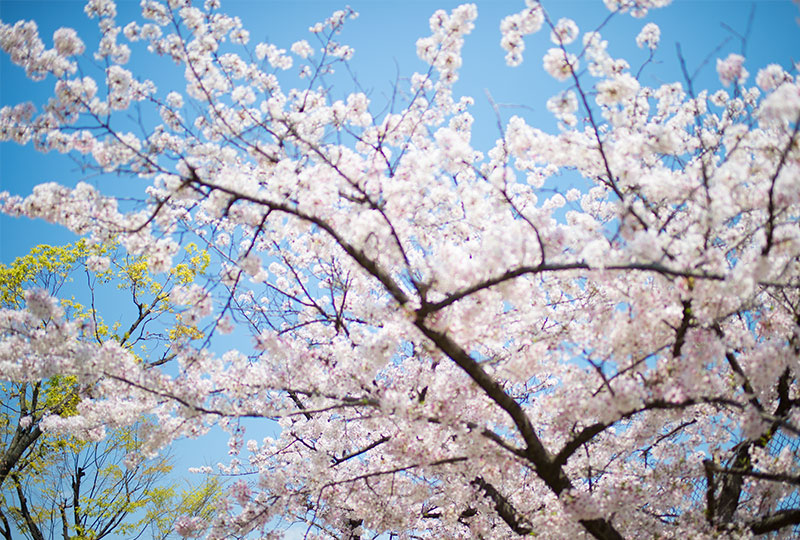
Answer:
[
  {"xmin": 1, "ymin": 0, "xmax": 800, "ymax": 538},
  {"xmin": 0, "ymin": 242, "xmax": 219, "ymax": 539}
]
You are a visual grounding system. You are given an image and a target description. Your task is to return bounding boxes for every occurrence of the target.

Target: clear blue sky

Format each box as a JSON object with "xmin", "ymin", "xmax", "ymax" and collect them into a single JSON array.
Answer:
[{"xmin": 1, "ymin": 0, "xmax": 799, "ymax": 535}]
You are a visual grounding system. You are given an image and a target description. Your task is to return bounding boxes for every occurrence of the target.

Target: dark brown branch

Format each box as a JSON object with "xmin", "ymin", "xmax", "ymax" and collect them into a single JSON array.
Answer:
[
  {"xmin": 345, "ymin": 518, "xmax": 362, "ymax": 540},
  {"xmin": 288, "ymin": 391, "xmax": 313, "ymax": 421},
  {"xmin": 671, "ymin": 300, "xmax": 693, "ymax": 358},
  {"xmin": 0, "ymin": 423, "xmax": 42, "ymax": 489},
  {"xmin": 706, "ymin": 461, "xmax": 800, "ymax": 486},
  {"xmin": 420, "ymin": 262, "xmax": 725, "ymax": 316},
  {"xmin": 554, "ymin": 397, "xmax": 742, "ymax": 468},
  {"xmin": 71, "ymin": 465, "xmax": 85, "ymax": 532},
  {"xmin": 703, "ymin": 460, "xmax": 716, "ymax": 525},
  {"xmin": 554, "ymin": 423, "xmax": 607, "ymax": 469},
  {"xmin": 14, "ymin": 477, "xmax": 45, "ymax": 540},
  {"xmin": 411, "ymin": 324, "xmax": 623, "ymax": 540},
  {"xmin": 712, "ymin": 323, "xmax": 764, "ymax": 412},
  {"xmin": 641, "ymin": 420, "xmax": 697, "ymax": 466},
  {"xmin": 472, "ymin": 476, "xmax": 533, "ymax": 536},
  {"xmin": 0, "ymin": 509, "xmax": 11, "ymax": 540},
  {"xmin": 331, "ymin": 436, "xmax": 390, "ymax": 467},
  {"xmin": 60, "ymin": 501, "xmax": 70, "ymax": 540},
  {"xmin": 710, "ymin": 365, "xmax": 795, "ymax": 526},
  {"xmin": 749, "ymin": 508, "xmax": 800, "ymax": 535},
  {"xmin": 716, "ymin": 443, "xmax": 749, "ymax": 524},
  {"xmin": 413, "ymin": 323, "xmax": 569, "ymax": 492},
  {"xmin": 723, "ymin": 351, "xmax": 763, "ymax": 411},
  {"xmin": 425, "ymin": 416, "xmax": 527, "ymax": 459},
  {"xmin": 322, "ymin": 456, "xmax": 469, "ymax": 488}
]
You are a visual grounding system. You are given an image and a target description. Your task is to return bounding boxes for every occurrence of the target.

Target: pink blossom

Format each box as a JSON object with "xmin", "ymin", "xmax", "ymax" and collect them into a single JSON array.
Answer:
[
  {"xmin": 174, "ymin": 516, "xmax": 206, "ymax": 537},
  {"xmin": 635, "ymin": 22, "xmax": 660, "ymax": 50},
  {"xmin": 716, "ymin": 53, "xmax": 748, "ymax": 87},
  {"xmin": 86, "ymin": 255, "xmax": 110, "ymax": 273},
  {"xmin": 24, "ymin": 288, "xmax": 62, "ymax": 320},
  {"xmin": 542, "ymin": 48, "xmax": 578, "ymax": 81},
  {"xmin": 550, "ymin": 18, "xmax": 579, "ymax": 45},
  {"xmin": 53, "ymin": 28, "xmax": 85, "ymax": 56},
  {"xmin": 760, "ymin": 82, "xmax": 800, "ymax": 123},
  {"xmin": 755, "ymin": 63, "xmax": 791, "ymax": 92},
  {"xmin": 290, "ymin": 39, "xmax": 314, "ymax": 58}
]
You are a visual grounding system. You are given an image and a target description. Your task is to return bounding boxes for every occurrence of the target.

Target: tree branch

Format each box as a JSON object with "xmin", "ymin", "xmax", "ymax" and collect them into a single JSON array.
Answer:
[
  {"xmin": 749, "ymin": 508, "xmax": 800, "ymax": 535},
  {"xmin": 419, "ymin": 262, "xmax": 726, "ymax": 316},
  {"xmin": 331, "ymin": 436, "xmax": 390, "ymax": 467},
  {"xmin": 0, "ymin": 423, "xmax": 42, "ymax": 489},
  {"xmin": 472, "ymin": 476, "xmax": 534, "ymax": 535},
  {"xmin": 0, "ymin": 508, "xmax": 12, "ymax": 540},
  {"xmin": 14, "ymin": 477, "xmax": 45, "ymax": 540},
  {"xmin": 412, "ymin": 324, "xmax": 624, "ymax": 540},
  {"xmin": 554, "ymin": 397, "xmax": 742, "ymax": 468}
]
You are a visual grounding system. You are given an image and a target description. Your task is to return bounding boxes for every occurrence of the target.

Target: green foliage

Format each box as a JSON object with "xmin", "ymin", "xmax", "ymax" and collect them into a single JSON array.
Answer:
[
  {"xmin": 142, "ymin": 476, "xmax": 223, "ymax": 540},
  {"xmin": 5, "ymin": 423, "xmax": 222, "ymax": 540},
  {"xmin": 171, "ymin": 243, "xmax": 211, "ymax": 285},
  {"xmin": 0, "ymin": 239, "xmax": 212, "ymax": 347},
  {"xmin": 0, "ymin": 240, "xmax": 95, "ymax": 306},
  {"xmin": 43, "ymin": 375, "xmax": 80, "ymax": 417}
]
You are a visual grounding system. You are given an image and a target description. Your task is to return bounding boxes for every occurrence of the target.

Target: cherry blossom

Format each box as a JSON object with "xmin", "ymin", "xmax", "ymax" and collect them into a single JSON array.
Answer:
[
  {"xmin": 499, "ymin": 1, "xmax": 544, "ymax": 66},
  {"xmin": 542, "ymin": 47, "xmax": 578, "ymax": 81},
  {"xmin": 550, "ymin": 17, "xmax": 579, "ymax": 45},
  {"xmin": 717, "ymin": 52, "xmax": 749, "ymax": 87},
  {"xmin": 635, "ymin": 22, "xmax": 660, "ymax": 50}
]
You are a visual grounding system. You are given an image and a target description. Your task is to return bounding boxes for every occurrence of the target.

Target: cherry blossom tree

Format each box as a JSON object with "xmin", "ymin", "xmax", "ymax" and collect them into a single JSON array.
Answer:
[{"xmin": 2, "ymin": 0, "xmax": 800, "ymax": 538}]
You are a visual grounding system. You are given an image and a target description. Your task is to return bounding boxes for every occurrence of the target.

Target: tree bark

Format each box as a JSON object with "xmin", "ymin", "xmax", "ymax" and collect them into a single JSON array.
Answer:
[{"xmin": 0, "ymin": 424, "xmax": 42, "ymax": 489}]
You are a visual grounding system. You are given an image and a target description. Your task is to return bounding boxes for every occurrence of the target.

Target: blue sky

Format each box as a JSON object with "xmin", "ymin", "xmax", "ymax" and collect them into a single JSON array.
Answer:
[{"xmin": 1, "ymin": 0, "xmax": 800, "ymax": 535}]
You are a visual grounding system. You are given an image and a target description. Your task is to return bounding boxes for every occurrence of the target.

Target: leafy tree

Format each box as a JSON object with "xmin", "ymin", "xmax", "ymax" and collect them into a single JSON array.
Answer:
[
  {"xmin": 2, "ymin": 0, "xmax": 800, "ymax": 538},
  {"xmin": 0, "ymin": 242, "xmax": 218, "ymax": 539},
  {"xmin": 4, "ymin": 422, "xmax": 220, "ymax": 540}
]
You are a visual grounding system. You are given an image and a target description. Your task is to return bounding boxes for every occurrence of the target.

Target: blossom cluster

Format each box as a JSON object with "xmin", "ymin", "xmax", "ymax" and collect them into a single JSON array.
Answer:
[
  {"xmin": 416, "ymin": 3, "xmax": 477, "ymax": 83},
  {"xmin": 499, "ymin": 1, "xmax": 544, "ymax": 66}
]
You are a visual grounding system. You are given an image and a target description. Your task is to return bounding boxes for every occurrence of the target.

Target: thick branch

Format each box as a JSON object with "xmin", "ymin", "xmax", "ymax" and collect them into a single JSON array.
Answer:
[
  {"xmin": 0, "ymin": 509, "xmax": 11, "ymax": 540},
  {"xmin": 0, "ymin": 424, "xmax": 42, "ymax": 489},
  {"xmin": 413, "ymin": 323, "xmax": 568, "ymax": 492},
  {"xmin": 60, "ymin": 502, "xmax": 70, "ymax": 540},
  {"xmin": 72, "ymin": 466, "xmax": 85, "ymax": 532},
  {"xmin": 749, "ymin": 508, "xmax": 800, "ymax": 535},
  {"xmin": 703, "ymin": 460, "xmax": 716, "ymax": 525},
  {"xmin": 554, "ymin": 397, "xmax": 742, "ymax": 468},
  {"xmin": 671, "ymin": 300, "xmax": 693, "ymax": 357},
  {"xmin": 716, "ymin": 443, "xmax": 749, "ymax": 524},
  {"xmin": 413, "ymin": 323, "xmax": 624, "ymax": 540},
  {"xmin": 472, "ymin": 476, "xmax": 533, "ymax": 535},
  {"xmin": 711, "ymin": 366, "xmax": 795, "ymax": 526}
]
